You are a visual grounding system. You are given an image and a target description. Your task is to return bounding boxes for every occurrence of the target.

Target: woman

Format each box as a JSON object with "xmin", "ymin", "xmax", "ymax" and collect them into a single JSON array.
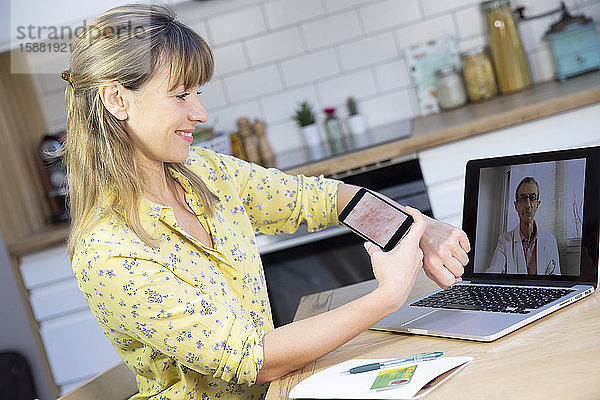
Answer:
[{"xmin": 63, "ymin": 4, "xmax": 469, "ymax": 399}]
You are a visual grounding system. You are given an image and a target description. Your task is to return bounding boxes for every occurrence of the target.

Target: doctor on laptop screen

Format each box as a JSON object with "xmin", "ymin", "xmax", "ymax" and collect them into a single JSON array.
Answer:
[
  {"xmin": 474, "ymin": 159, "xmax": 586, "ymax": 276},
  {"xmin": 487, "ymin": 177, "xmax": 560, "ymax": 275}
]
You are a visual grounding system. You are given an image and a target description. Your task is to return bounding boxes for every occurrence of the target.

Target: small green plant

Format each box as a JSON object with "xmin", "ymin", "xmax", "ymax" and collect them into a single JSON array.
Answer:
[{"xmin": 293, "ymin": 100, "xmax": 316, "ymax": 127}]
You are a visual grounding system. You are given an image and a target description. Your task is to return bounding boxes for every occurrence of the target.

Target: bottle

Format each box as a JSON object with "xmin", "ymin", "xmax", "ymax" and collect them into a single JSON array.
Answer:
[
  {"xmin": 323, "ymin": 108, "xmax": 347, "ymax": 154},
  {"xmin": 237, "ymin": 117, "xmax": 261, "ymax": 164},
  {"xmin": 435, "ymin": 67, "xmax": 467, "ymax": 110},
  {"xmin": 251, "ymin": 119, "xmax": 275, "ymax": 168},
  {"xmin": 481, "ymin": 0, "xmax": 532, "ymax": 93},
  {"xmin": 462, "ymin": 48, "xmax": 498, "ymax": 102},
  {"xmin": 229, "ymin": 132, "xmax": 247, "ymax": 160}
]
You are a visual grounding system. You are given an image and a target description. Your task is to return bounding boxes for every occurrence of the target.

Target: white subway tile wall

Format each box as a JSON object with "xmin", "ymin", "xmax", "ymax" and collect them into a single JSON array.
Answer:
[
  {"xmin": 360, "ymin": 0, "xmax": 421, "ymax": 33},
  {"xmin": 454, "ymin": 6, "xmax": 485, "ymax": 39},
  {"xmin": 374, "ymin": 59, "xmax": 412, "ymax": 91},
  {"xmin": 337, "ymin": 31, "xmax": 398, "ymax": 71},
  {"xmin": 29, "ymin": 0, "xmax": 600, "ymax": 154},
  {"xmin": 212, "ymin": 42, "xmax": 249, "ymax": 76},
  {"xmin": 302, "ymin": 11, "xmax": 363, "ymax": 50},
  {"xmin": 263, "ymin": 0, "xmax": 324, "ymax": 29},
  {"xmin": 317, "ymin": 69, "xmax": 378, "ymax": 108},
  {"xmin": 206, "ymin": 5, "xmax": 267, "ymax": 45},
  {"xmin": 245, "ymin": 27, "xmax": 304, "ymax": 65},
  {"xmin": 222, "ymin": 64, "xmax": 283, "ymax": 103},
  {"xmin": 280, "ymin": 49, "xmax": 340, "ymax": 87}
]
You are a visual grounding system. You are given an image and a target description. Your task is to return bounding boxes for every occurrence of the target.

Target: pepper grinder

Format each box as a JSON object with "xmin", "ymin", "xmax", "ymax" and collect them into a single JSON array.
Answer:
[
  {"xmin": 237, "ymin": 117, "xmax": 261, "ymax": 164},
  {"xmin": 252, "ymin": 119, "xmax": 275, "ymax": 168}
]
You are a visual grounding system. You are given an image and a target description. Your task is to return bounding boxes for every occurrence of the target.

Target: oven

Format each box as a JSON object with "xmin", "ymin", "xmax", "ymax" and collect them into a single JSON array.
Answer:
[{"xmin": 256, "ymin": 154, "xmax": 433, "ymax": 326}]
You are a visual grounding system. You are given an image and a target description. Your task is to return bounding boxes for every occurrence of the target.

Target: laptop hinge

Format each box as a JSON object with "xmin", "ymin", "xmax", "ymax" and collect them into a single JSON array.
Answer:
[{"xmin": 467, "ymin": 278, "xmax": 577, "ymax": 287}]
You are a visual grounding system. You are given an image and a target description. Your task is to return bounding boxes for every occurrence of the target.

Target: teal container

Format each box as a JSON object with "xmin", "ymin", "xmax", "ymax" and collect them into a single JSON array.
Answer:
[{"xmin": 544, "ymin": 6, "xmax": 600, "ymax": 80}]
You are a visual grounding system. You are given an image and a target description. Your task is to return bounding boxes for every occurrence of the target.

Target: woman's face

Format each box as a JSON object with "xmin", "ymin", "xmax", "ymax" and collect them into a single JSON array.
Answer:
[{"xmin": 123, "ymin": 62, "xmax": 207, "ymax": 171}]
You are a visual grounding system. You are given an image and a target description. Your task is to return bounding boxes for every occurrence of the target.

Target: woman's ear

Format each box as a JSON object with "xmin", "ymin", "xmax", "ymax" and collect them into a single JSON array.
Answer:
[{"xmin": 99, "ymin": 82, "xmax": 128, "ymax": 120}]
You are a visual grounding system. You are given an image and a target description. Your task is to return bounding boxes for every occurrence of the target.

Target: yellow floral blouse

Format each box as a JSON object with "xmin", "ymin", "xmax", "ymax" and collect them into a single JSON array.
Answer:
[{"xmin": 72, "ymin": 147, "xmax": 341, "ymax": 399}]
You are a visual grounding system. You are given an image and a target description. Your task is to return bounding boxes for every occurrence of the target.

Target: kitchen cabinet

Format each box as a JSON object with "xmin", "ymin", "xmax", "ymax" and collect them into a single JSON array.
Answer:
[
  {"xmin": 19, "ymin": 245, "xmax": 121, "ymax": 395},
  {"xmin": 419, "ymin": 103, "xmax": 600, "ymax": 228}
]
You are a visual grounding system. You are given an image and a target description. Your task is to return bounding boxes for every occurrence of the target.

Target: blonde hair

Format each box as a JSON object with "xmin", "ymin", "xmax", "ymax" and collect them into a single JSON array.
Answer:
[{"xmin": 64, "ymin": 3, "xmax": 218, "ymax": 258}]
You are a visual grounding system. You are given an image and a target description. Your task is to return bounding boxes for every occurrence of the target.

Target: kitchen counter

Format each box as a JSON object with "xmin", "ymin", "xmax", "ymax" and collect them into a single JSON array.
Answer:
[{"xmin": 7, "ymin": 71, "xmax": 600, "ymax": 258}]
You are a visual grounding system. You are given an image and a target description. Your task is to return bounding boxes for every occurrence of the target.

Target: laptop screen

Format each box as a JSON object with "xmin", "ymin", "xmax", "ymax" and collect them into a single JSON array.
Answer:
[{"xmin": 462, "ymin": 146, "xmax": 600, "ymax": 285}]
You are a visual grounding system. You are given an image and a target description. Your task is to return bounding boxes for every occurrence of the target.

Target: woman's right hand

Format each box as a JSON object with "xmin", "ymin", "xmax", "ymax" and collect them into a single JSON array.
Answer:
[{"xmin": 364, "ymin": 206, "xmax": 426, "ymax": 313}]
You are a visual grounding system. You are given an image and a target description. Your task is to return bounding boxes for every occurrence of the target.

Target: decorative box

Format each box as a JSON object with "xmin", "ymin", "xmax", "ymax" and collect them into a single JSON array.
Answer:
[
  {"xmin": 544, "ymin": 5, "xmax": 600, "ymax": 80},
  {"xmin": 404, "ymin": 36, "xmax": 460, "ymax": 116}
]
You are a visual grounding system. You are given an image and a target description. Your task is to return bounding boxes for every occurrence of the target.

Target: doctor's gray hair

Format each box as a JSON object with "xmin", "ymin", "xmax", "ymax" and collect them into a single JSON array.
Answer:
[{"xmin": 515, "ymin": 177, "xmax": 539, "ymax": 200}]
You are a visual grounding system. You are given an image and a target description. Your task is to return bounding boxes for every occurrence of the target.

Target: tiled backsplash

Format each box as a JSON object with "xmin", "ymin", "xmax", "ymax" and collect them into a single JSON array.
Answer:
[{"xmin": 29, "ymin": 0, "xmax": 600, "ymax": 154}]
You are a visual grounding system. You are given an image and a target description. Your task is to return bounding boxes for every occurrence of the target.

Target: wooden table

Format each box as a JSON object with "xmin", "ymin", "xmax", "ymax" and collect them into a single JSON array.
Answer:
[{"xmin": 266, "ymin": 271, "xmax": 600, "ymax": 399}]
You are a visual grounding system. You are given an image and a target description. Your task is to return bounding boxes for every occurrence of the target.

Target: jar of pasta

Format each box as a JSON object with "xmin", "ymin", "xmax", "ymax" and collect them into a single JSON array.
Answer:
[
  {"xmin": 462, "ymin": 48, "xmax": 498, "ymax": 102},
  {"xmin": 481, "ymin": 0, "xmax": 532, "ymax": 93}
]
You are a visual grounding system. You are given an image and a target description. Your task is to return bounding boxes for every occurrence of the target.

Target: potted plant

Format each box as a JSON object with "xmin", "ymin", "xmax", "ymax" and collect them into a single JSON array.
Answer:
[
  {"xmin": 345, "ymin": 97, "xmax": 368, "ymax": 147},
  {"xmin": 294, "ymin": 100, "xmax": 316, "ymax": 127},
  {"xmin": 293, "ymin": 100, "xmax": 324, "ymax": 159}
]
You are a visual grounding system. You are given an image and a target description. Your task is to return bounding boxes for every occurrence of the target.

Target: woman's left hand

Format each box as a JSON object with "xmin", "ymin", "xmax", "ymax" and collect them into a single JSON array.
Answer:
[{"xmin": 420, "ymin": 215, "xmax": 470, "ymax": 289}]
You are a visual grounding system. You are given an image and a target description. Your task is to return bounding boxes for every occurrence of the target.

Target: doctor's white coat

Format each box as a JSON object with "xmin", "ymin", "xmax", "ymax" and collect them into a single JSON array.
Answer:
[{"xmin": 487, "ymin": 225, "xmax": 561, "ymax": 275}]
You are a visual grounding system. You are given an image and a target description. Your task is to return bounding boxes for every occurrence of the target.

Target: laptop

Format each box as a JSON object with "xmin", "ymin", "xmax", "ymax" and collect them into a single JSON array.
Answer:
[{"xmin": 370, "ymin": 146, "xmax": 600, "ymax": 341}]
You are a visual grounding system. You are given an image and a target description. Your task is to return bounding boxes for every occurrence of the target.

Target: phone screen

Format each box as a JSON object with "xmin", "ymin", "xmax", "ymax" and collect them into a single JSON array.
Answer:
[{"xmin": 342, "ymin": 191, "xmax": 410, "ymax": 249}]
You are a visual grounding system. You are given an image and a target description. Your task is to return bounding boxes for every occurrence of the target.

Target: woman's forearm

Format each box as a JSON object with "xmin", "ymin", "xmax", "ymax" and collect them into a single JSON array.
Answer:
[
  {"xmin": 337, "ymin": 183, "xmax": 468, "ymax": 288},
  {"xmin": 336, "ymin": 183, "xmax": 361, "ymax": 216},
  {"xmin": 255, "ymin": 206, "xmax": 427, "ymax": 384},
  {"xmin": 255, "ymin": 286, "xmax": 397, "ymax": 384}
]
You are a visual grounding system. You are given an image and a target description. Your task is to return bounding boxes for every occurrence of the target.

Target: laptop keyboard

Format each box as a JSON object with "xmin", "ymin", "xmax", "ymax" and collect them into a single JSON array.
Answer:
[{"xmin": 411, "ymin": 285, "xmax": 576, "ymax": 314}]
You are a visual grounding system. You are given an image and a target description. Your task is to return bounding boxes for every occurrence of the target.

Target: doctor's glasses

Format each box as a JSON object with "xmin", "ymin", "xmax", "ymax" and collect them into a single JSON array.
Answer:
[{"xmin": 517, "ymin": 194, "xmax": 539, "ymax": 205}]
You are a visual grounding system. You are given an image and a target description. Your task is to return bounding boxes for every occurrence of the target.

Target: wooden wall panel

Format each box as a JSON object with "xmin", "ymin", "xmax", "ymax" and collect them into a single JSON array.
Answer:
[{"xmin": 0, "ymin": 51, "xmax": 51, "ymax": 243}]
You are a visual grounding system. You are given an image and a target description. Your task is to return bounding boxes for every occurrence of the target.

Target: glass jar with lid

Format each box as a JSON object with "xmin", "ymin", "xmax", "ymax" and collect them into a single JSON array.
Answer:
[
  {"xmin": 481, "ymin": 0, "xmax": 532, "ymax": 93},
  {"xmin": 435, "ymin": 66, "xmax": 467, "ymax": 110},
  {"xmin": 462, "ymin": 48, "xmax": 498, "ymax": 102}
]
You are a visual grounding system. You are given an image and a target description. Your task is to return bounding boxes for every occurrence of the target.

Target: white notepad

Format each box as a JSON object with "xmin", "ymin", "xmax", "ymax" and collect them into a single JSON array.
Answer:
[{"xmin": 289, "ymin": 356, "xmax": 472, "ymax": 399}]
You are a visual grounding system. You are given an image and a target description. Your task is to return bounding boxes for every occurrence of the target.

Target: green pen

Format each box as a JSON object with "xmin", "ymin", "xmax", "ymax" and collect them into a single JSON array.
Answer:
[{"xmin": 343, "ymin": 352, "xmax": 444, "ymax": 374}]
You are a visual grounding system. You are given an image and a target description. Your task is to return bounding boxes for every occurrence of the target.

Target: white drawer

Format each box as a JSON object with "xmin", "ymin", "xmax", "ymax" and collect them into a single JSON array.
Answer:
[
  {"xmin": 19, "ymin": 245, "xmax": 72, "ymax": 289},
  {"xmin": 29, "ymin": 278, "xmax": 88, "ymax": 321},
  {"xmin": 40, "ymin": 310, "xmax": 121, "ymax": 386},
  {"xmin": 440, "ymin": 214, "xmax": 462, "ymax": 229},
  {"xmin": 418, "ymin": 103, "xmax": 600, "ymax": 188},
  {"xmin": 427, "ymin": 179, "xmax": 464, "ymax": 221}
]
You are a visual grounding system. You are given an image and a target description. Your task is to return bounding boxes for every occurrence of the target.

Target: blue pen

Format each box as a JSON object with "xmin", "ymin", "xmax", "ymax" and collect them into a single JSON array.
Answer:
[{"xmin": 343, "ymin": 352, "xmax": 443, "ymax": 374}]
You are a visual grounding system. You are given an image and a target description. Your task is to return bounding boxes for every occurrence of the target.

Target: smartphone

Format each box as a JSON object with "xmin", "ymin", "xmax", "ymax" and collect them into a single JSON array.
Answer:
[{"xmin": 339, "ymin": 188, "xmax": 414, "ymax": 252}]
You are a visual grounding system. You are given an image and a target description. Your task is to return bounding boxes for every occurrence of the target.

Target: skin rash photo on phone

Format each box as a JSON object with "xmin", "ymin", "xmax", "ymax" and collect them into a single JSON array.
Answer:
[{"xmin": 343, "ymin": 191, "xmax": 411, "ymax": 249}]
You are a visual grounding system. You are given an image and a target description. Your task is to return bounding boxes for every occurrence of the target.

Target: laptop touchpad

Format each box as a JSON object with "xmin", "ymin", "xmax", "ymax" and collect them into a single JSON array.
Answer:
[{"xmin": 407, "ymin": 310, "xmax": 479, "ymax": 331}]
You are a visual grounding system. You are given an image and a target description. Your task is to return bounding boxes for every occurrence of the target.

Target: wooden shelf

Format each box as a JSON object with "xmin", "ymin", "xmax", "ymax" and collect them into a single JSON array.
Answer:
[{"xmin": 8, "ymin": 223, "xmax": 69, "ymax": 259}]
